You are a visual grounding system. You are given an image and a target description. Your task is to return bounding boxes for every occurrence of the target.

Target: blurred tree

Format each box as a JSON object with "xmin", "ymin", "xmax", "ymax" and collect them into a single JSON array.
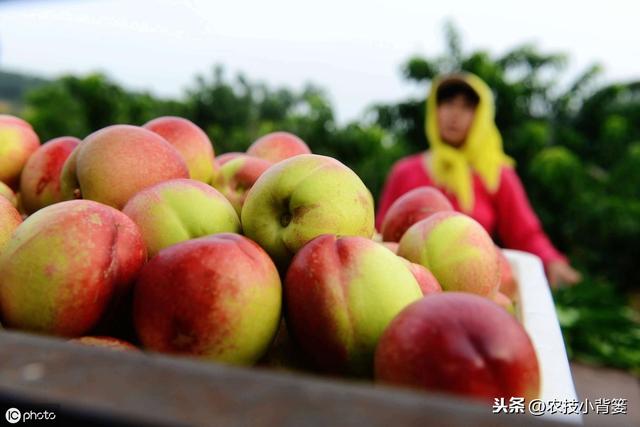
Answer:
[{"xmin": 24, "ymin": 73, "xmax": 184, "ymax": 142}]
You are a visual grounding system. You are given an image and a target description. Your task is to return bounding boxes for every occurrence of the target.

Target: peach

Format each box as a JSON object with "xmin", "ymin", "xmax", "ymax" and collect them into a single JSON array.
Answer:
[
  {"xmin": 398, "ymin": 212, "xmax": 500, "ymax": 297},
  {"xmin": 134, "ymin": 234, "xmax": 282, "ymax": 365},
  {"xmin": 19, "ymin": 136, "xmax": 81, "ymax": 214},
  {"xmin": 143, "ymin": 116, "xmax": 217, "ymax": 184},
  {"xmin": 0, "ymin": 200, "xmax": 146, "ymax": 337},
  {"xmin": 212, "ymin": 154, "xmax": 272, "ymax": 215},
  {"xmin": 0, "ymin": 197, "xmax": 22, "ymax": 253},
  {"xmin": 60, "ymin": 125, "xmax": 189, "ymax": 209},
  {"xmin": 247, "ymin": 131, "xmax": 311, "ymax": 163},
  {"xmin": 241, "ymin": 154, "xmax": 375, "ymax": 269},
  {"xmin": 375, "ymin": 293, "xmax": 540, "ymax": 403},
  {"xmin": 122, "ymin": 179, "xmax": 241, "ymax": 257},
  {"xmin": 381, "ymin": 186, "xmax": 453, "ymax": 242},
  {"xmin": 0, "ymin": 114, "xmax": 40, "ymax": 189},
  {"xmin": 285, "ymin": 235, "xmax": 423, "ymax": 376}
]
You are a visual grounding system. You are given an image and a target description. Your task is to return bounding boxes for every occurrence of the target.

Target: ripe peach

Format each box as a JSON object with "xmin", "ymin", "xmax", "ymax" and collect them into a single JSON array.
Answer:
[
  {"xmin": 398, "ymin": 212, "xmax": 500, "ymax": 297},
  {"xmin": 143, "ymin": 116, "xmax": 217, "ymax": 184},
  {"xmin": 247, "ymin": 131, "xmax": 311, "ymax": 163},
  {"xmin": 134, "ymin": 234, "xmax": 282, "ymax": 365},
  {"xmin": 60, "ymin": 125, "xmax": 188, "ymax": 209},
  {"xmin": 0, "ymin": 200, "xmax": 146, "ymax": 337},
  {"xmin": 0, "ymin": 197, "xmax": 21, "ymax": 252},
  {"xmin": 122, "ymin": 179, "xmax": 240, "ymax": 257},
  {"xmin": 375, "ymin": 293, "xmax": 540, "ymax": 403},
  {"xmin": 19, "ymin": 136, "xmax": 80, "ymax": 213},
  {"xmin": 285, "ymin": 235, "xmax": 423, "ymax": 376},
  {"xmin": 0, "ymin": 114, "xmax": 40, "ymax": 188}
]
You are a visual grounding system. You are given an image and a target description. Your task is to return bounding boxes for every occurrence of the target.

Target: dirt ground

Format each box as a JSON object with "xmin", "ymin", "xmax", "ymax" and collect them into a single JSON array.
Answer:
[{"xmin": 570, "ymin": 362, "xmax": 640, "ymax": 426}]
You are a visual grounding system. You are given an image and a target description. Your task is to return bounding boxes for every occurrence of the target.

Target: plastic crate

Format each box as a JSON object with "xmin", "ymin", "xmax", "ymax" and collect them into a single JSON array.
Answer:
[{"xmin": 504, "ymin": 249, "xmax": 582, "ymax": 424}]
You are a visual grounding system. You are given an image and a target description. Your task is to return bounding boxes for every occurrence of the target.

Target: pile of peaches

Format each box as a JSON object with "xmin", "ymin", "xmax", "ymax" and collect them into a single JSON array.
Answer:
[{"xmin": 0, "ymin": 114, "xmax": 538, "ymax": 404}]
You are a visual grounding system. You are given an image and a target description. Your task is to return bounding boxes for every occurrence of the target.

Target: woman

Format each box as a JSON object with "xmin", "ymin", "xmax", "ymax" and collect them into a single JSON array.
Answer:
[{"xmin": 377, "ymin": 72, "xmax": 581, "ymax": 287}]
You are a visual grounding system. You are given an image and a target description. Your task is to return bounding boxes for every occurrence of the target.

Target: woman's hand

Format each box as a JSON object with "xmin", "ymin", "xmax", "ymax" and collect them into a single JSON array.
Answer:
[{"xmin": 547, "ymin": 260, "xmax": 582, "ymax": 288}]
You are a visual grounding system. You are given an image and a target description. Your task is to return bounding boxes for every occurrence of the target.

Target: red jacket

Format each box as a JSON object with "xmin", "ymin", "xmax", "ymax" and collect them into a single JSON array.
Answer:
[{"xmin": 377, "ymin": 153, "xmax": 566, "ymax": 267}]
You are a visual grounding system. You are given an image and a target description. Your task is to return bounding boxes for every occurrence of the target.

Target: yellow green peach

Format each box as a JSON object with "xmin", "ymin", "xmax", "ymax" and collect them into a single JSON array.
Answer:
[
  {"xmin": 285, "ymin": 235, "xmax": 423, "ymax": 376},
  {"xmin": 0, "ymin": 200, "xmax": 147, "ymax": 337},
  {"xmin": 398, "ymin": 212, "xmax": 500, "ymax": 297},
  {"xmin": 0, "ymin": 114, "xmax": 40, "ymax": 189},
  {"xmin": 122, "ymin": 179, "xmax": 241, "ymax": 257},
  {"xmin": 241, "ymin": 154, "xmax": 375, "ymax": 269},
  {"xmin": 0, "ymin": 197, "xmax": 21, "ymax": 253}
]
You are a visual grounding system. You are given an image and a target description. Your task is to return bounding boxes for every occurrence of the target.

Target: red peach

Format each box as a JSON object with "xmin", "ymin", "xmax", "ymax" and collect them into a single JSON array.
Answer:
[
  {"xmin": 19, "ymin": 136, "xmax": 80, "ymax": 214},
  {"xmin": 375, "ymin": 292, "xmax": 540, "ymax": 403},
  {"xmin": 134, "ymin": 234, "xmax": 282, "ymax": 365},
  {"xmin": 143, "ymin": 116, "xmax": 217, "ymax": 184},
  {"xmin": 247, "ymin": 131, "xmax": 311, "ymax": 163}
]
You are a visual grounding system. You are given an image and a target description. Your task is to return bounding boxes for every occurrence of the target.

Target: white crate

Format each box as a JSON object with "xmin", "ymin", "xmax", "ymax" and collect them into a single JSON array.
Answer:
[{"xmin": 503, "ymin": 249, "xmax": 582, "ymax": 424}]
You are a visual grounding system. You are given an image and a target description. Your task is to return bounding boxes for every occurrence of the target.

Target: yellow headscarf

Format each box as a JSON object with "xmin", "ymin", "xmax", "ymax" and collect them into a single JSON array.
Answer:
[{"xmin": 425, "ymin": 72, "xmax": 514, "ymax": 212}]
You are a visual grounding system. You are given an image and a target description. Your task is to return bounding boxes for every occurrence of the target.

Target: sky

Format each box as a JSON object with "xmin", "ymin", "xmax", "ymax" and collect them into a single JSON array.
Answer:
[{"xmin": 0, "ymin": 0, "xmax": 638, "ymax": 123}]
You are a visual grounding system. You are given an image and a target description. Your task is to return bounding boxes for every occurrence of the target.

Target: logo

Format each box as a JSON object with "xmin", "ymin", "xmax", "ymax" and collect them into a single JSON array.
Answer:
[{"xmin": 5, "ymin": 408, "xmax": 21, "ymax": 424}]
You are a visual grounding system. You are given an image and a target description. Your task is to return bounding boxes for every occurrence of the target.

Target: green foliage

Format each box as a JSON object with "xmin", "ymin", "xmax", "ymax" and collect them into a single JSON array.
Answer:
[
  {"xmin": 555, "ymin": 280, "xmax": 640, "ymax": 375},
  {"xmin": 23, "ymin": 73, "xmax": 185, "ymax": 142},
  {"xmin": 610, "ymin": 142, "xmax": 640, "ymax": 199}
]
